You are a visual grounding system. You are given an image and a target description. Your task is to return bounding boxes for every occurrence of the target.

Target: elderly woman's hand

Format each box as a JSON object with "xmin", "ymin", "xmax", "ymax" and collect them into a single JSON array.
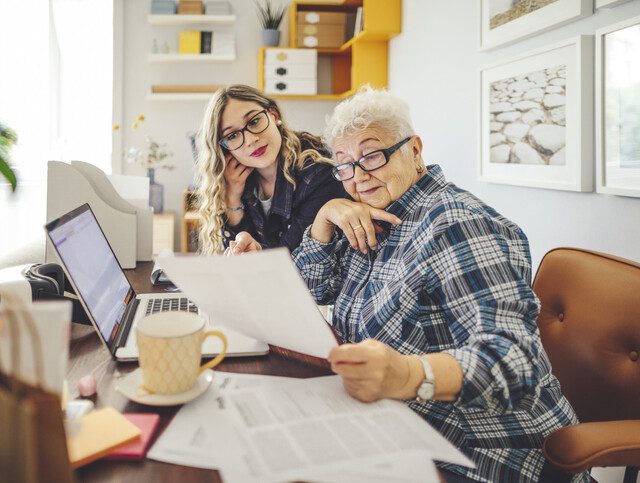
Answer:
[
  {"xmin": 223, "ymin": 231, "xmax": 262, "ymax": 256},
  {"xmin": 310, "ymin": 199, "xmax": 402, "ymax": 253},
  {"xmin": 328, "ymin": 340, "xmax": 423, "ymax": 402}
]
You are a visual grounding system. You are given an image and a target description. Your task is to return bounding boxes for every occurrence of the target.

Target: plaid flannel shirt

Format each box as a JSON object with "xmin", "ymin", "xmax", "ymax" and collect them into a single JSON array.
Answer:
[{"xmin": 293, "ymin": 165, "xmax": 589, "ymax": 482}]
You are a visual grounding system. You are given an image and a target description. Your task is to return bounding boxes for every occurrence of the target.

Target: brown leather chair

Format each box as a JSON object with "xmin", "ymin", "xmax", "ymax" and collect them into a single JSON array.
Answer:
[{"xmin": 533, "ymin": 248, "xmax": 640, "ymax": 483}]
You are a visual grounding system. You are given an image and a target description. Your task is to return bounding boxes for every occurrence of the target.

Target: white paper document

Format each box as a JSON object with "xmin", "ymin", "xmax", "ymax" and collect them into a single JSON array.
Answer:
[
  {"xmin": 148, "ymin": 372, "xmax": 474, "ymax": 483},
  {"xmin": 157, "ymin": 249, "xmax": 338, "ymax": 359}
]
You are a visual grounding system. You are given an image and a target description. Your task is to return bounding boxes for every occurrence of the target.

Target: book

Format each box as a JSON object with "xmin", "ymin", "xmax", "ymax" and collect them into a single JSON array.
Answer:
[
  {"xmin": 353, "ymin": 7, "xmax": 363, "ymax": 37},
  {"xmin": 179, "ymin": 31, "xmax": 201, "ymax": 54},
  {"xmin": 66, "ymin": 407, "xmax": 141, "ymax": 468},
  {"xmin": 106, "ymin": 413, "xmax": 161, "ymax": 460},
  {"xmin": 201, "ymin": 31, "xmax": 212, "ymax": 54}
]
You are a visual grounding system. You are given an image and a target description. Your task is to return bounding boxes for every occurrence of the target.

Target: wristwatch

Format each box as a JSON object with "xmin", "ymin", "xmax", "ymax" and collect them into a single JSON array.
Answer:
[{"xmin": 415, "ymin": 356, "xmax": 435, "ymax": 403}]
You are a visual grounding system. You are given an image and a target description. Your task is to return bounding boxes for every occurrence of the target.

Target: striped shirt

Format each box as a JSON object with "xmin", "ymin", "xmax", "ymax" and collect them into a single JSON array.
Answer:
[{"xmin": 293, "ymin": 165, "xmax": 589, "ymax": 482}]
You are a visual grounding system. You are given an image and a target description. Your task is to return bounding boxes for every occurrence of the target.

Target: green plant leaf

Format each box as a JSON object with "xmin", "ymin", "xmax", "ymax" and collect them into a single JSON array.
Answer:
[
  {"xmin": 254, "ymin": 0, "xmax": 286, "ymax": 30},
  {"xmin": 0, "ymin": 157, "xmax": 17, "ymax": 192}
]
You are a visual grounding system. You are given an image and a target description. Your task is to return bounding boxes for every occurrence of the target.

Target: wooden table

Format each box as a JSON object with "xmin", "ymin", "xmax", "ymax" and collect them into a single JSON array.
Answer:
[{"xmin": 69, "ymin": 262, "xmax": 332, "ymax": 482}]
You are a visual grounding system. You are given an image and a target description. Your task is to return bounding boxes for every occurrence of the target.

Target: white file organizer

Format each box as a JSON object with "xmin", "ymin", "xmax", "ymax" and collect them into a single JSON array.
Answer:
[
  {"xmin": 46, "ymin": 161, "xmax": 149, "ymax": 269},
  {"xmin": 71, "ymin": 161, "xmax": 153, "ymax": 262}
]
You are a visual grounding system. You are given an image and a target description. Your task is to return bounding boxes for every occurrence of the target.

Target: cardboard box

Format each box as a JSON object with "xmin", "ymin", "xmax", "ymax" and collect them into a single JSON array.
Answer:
[
  {"xmin": 205, "ymin": 1, "xmax": 231, "ymax": 15},
  {"xmin": 178, "ymin": 1, "xmax": 204, "ymax": 14},
  {"xmin": 264, "ymin": 48, "xmax": 317, "ymax": 64},
  {"xmin": 297, "ymin": 30, "xmax": 345, "ymax": 49},
  {"xmin": 297, "ymin": 11, "xmax": 346, "ymax": 25},
  {"xmin": 263, "ymin": 63, "xmax": 317, "ymax": 79},
  {"xmin": 263, "ymin": 49, "xmax": 317, "ymax": 95},
  {"xmin": 264, "ymin": 78, "xmax": 317, "ymax": 96},
  {"xmin": 151, "ymin": 84, "xmax": 223, "ymax": 93},
  {"xmin": 151, "ymin": 0, "xmax": 176, "ymax": 14},
  {"xmin": 296, "ymin": 21, "xmax": 346, "ymax": 48}
]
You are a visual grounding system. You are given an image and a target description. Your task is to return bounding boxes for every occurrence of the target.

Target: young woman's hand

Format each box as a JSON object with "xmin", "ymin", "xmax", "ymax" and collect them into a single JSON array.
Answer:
[
  {"xmin": 223, "ymin": 154, "xmax": 253, "ymax": 206},
  {"xmin": 223, "ymin": 231, "xmax": 262, "ymax": 256},
  {"xmin": 309, "ymin": 199, "xmax": 402, "ymax": 253}
]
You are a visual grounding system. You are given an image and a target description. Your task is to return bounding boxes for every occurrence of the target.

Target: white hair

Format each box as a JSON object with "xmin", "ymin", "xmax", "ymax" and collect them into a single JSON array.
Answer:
[{"xmin": 323, "ymin": 86, "xmax": 415, "ymax": 149}]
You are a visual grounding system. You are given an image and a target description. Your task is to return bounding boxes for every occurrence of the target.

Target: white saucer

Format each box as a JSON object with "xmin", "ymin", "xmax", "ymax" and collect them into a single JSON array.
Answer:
[{"xmin": 115, "ymin": 368, "xmax": 214, "ymax": 406}]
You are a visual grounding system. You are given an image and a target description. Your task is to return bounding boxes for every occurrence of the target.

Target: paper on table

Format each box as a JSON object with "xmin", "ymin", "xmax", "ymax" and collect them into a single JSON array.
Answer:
[
  {"xmin": 146, "ymin": 372, "xmax": 295, "ymax": 469},
  {"xmin": 157, "ymin": 248, "xmax": 338, "ymax": 359},
  {"xmin": 148, "ymin": 372, "xmax": 474, "ymax": 483}
]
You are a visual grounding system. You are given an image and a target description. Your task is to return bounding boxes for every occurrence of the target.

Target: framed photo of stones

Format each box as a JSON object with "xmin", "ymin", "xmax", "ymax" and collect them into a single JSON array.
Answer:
[
  {"xmin": 595, "ymin": 16, "xmax": 640, "ymax": 197},
  {"xmin": 480, "ymin": 0, "xmax": 593, "ymax": 50},
  {"xmin": 595, "ymin": 0, "xmax": 632, "ymax": 8},
  {"xmin": 479, "ymin": 36, "xmax": 593, "ymax": 191}
]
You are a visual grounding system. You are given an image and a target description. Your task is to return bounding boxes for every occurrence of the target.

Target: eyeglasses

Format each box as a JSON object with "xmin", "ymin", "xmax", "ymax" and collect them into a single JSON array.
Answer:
[
  {"xmin": 331, "ymin": 137, "xmax": 412, "ymax": 181},
  {"xmin": 219, "ymin": 109, "xmax": 271, "ymax": 151}
]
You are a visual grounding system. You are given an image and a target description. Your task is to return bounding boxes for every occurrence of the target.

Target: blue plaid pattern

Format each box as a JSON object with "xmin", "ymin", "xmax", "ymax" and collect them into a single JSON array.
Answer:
[{"xmin": 293, "ymin": 165, "xmax": 589, "ymax": 482}]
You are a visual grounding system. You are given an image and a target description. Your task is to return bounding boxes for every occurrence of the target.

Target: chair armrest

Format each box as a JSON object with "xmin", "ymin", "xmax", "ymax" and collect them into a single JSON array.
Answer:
[{"xmin": 543, "ymin": 420, "xmax": 640, "ymax": 473}]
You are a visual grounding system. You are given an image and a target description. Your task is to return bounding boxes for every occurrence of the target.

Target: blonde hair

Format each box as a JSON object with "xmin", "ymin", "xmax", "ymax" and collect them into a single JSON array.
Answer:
[{"xmin": 196, "ymin": 85, "xmax": 324, "ymax": 255}]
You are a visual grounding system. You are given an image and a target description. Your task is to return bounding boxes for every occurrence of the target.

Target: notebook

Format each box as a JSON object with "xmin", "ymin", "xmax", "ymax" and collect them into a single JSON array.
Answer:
[
  {"xmin": 45, "ymin": 203, "xmax": 268, "ymax": 361},
  {"xmin": 107, "ymin": 413, "xmax": 161, "ymax": 460},
  {"xmin": 66, "ymin": 407, "xmax": 141, "ymax": 468}
]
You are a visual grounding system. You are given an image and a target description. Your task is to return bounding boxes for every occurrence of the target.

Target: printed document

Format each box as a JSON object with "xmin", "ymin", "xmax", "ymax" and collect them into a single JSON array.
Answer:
[
  {"xmin": 148, "ymin": 372, "xmax": 474, "ymax": 483},
  {"xmin": 157, "ymin": 249, "xmax": 338, "ymax": 358}
]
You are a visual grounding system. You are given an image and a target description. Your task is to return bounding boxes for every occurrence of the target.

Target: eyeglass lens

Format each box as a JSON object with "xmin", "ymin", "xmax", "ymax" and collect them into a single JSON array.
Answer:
[
  {"xmin": 222, "ymin": 110, "xmax": 270, "ymax": 150},
  {"xmin": 333, "ymin": 150, "xmax": 387, "ymax": 181}
]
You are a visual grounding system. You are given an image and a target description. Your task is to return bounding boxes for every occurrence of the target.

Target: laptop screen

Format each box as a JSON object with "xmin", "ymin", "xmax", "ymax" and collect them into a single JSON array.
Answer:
[{"xmin": 46, "ymin": 204, "xmax": 133, "ymax": 345}]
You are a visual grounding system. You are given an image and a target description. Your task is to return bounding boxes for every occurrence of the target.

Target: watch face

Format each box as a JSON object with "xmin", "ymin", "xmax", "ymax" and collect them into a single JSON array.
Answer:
[{"xmin": 418, "ymin": 381, "xmax": 435, "ymax": 401}]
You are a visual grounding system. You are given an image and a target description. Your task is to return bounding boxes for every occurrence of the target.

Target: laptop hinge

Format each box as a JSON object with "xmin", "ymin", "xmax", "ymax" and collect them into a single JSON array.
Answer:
[{"xmin": 113, "ymin": 297, "xmax": 140, "ymax": 352}]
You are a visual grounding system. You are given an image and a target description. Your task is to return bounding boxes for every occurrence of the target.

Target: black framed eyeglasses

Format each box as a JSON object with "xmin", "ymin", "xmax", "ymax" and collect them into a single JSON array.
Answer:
[
  {"xmin": 219, "ymin": 109, "xmax": 271, "ymax": 151},
  {"xmin": 331, "ymin": 136, "xmax": 412, "ymax": 181}
]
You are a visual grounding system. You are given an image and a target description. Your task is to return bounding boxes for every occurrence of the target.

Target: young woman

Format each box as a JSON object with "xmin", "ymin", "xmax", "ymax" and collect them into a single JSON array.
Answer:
[{"xmin": 196, "ymin": 85, "xmax": 345, "ymax": 255}]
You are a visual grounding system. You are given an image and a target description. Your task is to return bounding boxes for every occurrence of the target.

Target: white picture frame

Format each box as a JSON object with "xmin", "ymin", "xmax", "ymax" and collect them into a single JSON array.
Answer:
[
  {"xmin": 480, "ymin": 0, "xmax": 593, "ymax": 50},
  {"xmin": 595, "ymin": 0, "xmax": 632, "ymax": 9},
  {"xmin": 478, "ymin": 36, "xmax": 594, "ymax": 191},
  {"xmin": 595, "ymin": 15, "xmax": 640, "ymax": 197}
]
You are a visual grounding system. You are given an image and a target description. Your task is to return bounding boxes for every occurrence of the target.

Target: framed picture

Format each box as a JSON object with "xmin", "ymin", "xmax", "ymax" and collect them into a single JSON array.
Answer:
[
  {"xmin": 480, "ymin": 0, "xmax": 593, "ymax": 50},
  {"xmin": 595, "ymin": 16, "xmax": 640, "ymax": 197},
  {"xmin": 478, "ymin": 36, "xmax": 593, "ymax": 191},
  {"xmin": 595, "ymin": 0, "xmax": 632, "ymax": 8}
]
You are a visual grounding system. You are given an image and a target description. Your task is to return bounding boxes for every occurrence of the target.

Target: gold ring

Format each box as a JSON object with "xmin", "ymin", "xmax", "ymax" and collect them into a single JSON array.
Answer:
[{"xmin": 352, "ymin": 224, "xmax": 363, "ymax": 230}]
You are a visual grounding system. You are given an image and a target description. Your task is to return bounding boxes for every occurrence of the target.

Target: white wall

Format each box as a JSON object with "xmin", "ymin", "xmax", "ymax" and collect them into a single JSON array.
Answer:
[
  {"xmin": 389, "ymin": 0, "xmax": 640, "ymax": 271},
  {"xmin": 120, "ymin": 0, "xmax": 337, "ymax": 249}
]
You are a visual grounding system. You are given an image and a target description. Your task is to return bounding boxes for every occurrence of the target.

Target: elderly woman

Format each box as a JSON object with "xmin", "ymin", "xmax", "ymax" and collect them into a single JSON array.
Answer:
[{"xmin": 292, "ymin": 88, "xmax": 588, "ymax": 483}]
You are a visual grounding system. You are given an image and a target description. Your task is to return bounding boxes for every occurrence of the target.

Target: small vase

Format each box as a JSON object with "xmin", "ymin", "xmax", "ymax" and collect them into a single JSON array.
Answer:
[
  {"xmin": 262, "ymin": 29, "xmax": 280, "ymax": 46},
  {"xmin": 147, "ymin": 168, "xmax": 164, "ymax": 213}
]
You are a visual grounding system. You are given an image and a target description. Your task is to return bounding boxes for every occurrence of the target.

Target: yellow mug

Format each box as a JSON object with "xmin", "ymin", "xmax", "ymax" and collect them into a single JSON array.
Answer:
[{"xmin": 136, "ymin": 311, "xmax": 227, "ymax": 395}]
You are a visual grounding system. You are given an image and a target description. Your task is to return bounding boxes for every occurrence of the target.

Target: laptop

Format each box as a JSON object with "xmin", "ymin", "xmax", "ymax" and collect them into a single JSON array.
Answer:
[{"xmin": 45, "ymin": 203, "xmax": 268, "ymax": 361}]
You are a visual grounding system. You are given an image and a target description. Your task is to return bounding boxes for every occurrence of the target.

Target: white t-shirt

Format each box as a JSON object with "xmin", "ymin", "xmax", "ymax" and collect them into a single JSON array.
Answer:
[{"xmin": 255, "ymin": 185, "xmax": 272, "ymax": 216}]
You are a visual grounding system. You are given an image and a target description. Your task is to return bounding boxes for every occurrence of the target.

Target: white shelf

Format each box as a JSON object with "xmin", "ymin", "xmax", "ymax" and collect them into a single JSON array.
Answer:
[
  {"xmin": 148, "ymin": 14, "xmax": 236, "ymax": 25},
  {"xmin": 147, "ymin": 92, "xmax": 214, "ymax": 101},
  {"xmin": 148, "ymin": 53, "xmax": 235, "ymax": 63}
]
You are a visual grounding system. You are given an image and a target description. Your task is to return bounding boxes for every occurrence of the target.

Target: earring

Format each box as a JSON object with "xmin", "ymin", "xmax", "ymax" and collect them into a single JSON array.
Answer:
[
  {"xmin": 276, "ymin": 120, "xmax": 282, "ymax": 126},
  {"xmin": 416, "ymin": 165, "xmax": 424, "ymax": 173}
]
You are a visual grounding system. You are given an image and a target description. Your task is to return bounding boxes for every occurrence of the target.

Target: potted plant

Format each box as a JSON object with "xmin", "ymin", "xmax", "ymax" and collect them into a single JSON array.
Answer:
[
  {"xmin": 254, "ymin": 0, "xmax": 287, "ymax": 47},
  {"xmin": 0, "ymin": 121, "xmax": 18, "ymax": 192}
]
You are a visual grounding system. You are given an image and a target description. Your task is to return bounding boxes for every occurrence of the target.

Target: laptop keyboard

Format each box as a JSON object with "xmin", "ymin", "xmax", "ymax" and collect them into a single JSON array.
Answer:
[{"xmin": 145, "ymin": 297, "xmax": 199, "ymax": 316}]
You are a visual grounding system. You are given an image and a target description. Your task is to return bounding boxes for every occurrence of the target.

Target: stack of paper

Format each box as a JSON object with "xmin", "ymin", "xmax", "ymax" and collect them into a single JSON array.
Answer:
[
  {"xmin": 66, "ymin": 407, "xmax": 141, "ymax": 468},
  {"xmin": 148, "ymin": 372, "xmax": 474, "ymax": 483}
]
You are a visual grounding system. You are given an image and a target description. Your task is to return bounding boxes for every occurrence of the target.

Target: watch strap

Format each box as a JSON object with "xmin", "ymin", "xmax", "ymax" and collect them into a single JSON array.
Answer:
[{"xmin": 415, "ymin": 355, "xmax": 435, "ymax": 403}]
